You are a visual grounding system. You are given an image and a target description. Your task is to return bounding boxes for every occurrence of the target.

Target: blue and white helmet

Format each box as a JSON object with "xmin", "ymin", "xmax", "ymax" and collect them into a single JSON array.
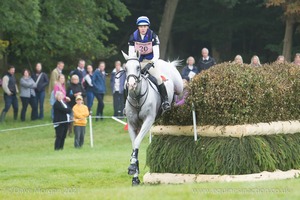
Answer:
[{"xmin": 136, "ymin": 16, "xmax": 150, "ymax": 26}]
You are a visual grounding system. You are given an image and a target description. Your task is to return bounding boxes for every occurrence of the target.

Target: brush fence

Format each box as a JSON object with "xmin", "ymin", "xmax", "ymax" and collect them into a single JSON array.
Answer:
[{"xmin": 144, "ymin": 120, "xmax": 300, "ymax": 184}]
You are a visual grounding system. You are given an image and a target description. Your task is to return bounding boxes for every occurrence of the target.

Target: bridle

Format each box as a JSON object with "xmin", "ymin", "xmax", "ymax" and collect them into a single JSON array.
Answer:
[
  {"xmin": 126, "ymin": 58, "xmax": 141, "ymax": 84},
  {"xmin": 125, "ymin": 58, "xmax": 149, "ymax": 111}
]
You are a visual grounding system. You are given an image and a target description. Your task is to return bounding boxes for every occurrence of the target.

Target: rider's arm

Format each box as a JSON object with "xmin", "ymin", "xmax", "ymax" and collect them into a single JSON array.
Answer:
[
  {"xmin": 152, "ymin": 45, "xmax": 160, "ymax": 62},
  {"xmin": 128, "ymin": 45, "xmax": 136, "ymax": 57},
  {"xmin": 151, "ymin": 34, "xmax": 160, "ymax": 62}
]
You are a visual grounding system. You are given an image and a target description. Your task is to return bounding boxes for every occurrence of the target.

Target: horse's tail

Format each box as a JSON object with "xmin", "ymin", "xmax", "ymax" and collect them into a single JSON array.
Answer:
[
  {"xmin": 167, "ymin": 59, "xmax": 184, "ymax": 95},
  {"xmin": 169, "ymin": 59, "xmax": 183, "ymax": 69}
]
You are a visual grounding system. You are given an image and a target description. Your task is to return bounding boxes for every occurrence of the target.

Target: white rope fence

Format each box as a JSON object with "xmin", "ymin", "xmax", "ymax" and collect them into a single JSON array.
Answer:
[{"xmin": 0, "ymin": 115, "xmax": 128, "ymax": 148}]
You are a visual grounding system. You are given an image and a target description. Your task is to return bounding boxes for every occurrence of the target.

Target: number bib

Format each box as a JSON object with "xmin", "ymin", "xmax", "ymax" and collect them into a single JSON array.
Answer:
[{"xmin": 134, "ymin": 42, "xmax": 153, "ymax": 55}]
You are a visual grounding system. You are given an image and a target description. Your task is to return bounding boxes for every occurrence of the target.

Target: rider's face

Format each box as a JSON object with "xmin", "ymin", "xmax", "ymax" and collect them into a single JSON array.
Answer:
[{"xmin": 138, "ymin": 25, "xmax": 148, "ymax": 35}]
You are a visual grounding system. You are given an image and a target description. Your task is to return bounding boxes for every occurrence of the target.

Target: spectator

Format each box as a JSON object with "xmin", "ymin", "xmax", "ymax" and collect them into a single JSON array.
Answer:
[
  {"xmin": 250, "ymin": 55, "xmax": 262, "ymax": 67},
  {"xmin": 66, "ymin": 74, "xmax": 85, "ymax": 135},
  {"xmin": 276, "ymin": 55, "xmax": 285, "ymax": 64},
  {"xmin": 174, "ymin": 79, "xmax": 189, "ymax": 106},
  {"xmin": 233, "ymin": 55, "xmax": 244, "ymax": 65},
  {"xmin": 181, "ymin": 56, "xmax": 198, "ymax": 81},
  {"xmin": 53, "ymin": 74, "xmax": 70, "ymax": 102},
  {"xmin": 32, "ymin": 63, "xmax": 49, "ymax": 119},
  {"xmin": 93, "ymin": 61, "xmax": 106, "ymax": 121},
  {"xmin": 197, "ymin": 48, "xmax": 216, "ymax": 73},
  {"xmin": 20, "ymin": 69, "xmax": 38, "ymax": 121},
  {"xmin": 72, "ymin": 95, "xmax": 89, "ymax": 148},
  {"xmin": 67, "ymin": 74, "xmax": 86, "ymax": 109},
  {"xmin": 53, "ymin": 91, "xmax": 72, "ymax": 151},
  {"xmin": 0, "ymin": 65, "xmax": 18, "ymax": 122},
  {"xmin": 49, "ymin": 61, "xmax": 64, "ymax": 93},
  {"xmin": 71, "ymin": 59, "xmax": 87, "ymax": 84},
  {"xmin": 51, "ymin": 74, "xmax": 71, "ymax": 119},
  {"xmin": 83, "ymin": 65, "xmax": 94, "ymax": 111},
  {"xmin": 110, "ymin": 61, "xmax": 126, "ymax": 118},
  {"xmin": 292, "ymin": 53, "xmax": 300, "ymax": 66}
]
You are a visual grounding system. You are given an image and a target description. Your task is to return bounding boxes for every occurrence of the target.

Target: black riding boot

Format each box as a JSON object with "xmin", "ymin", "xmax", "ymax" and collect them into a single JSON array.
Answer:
[
  {"xmin": 158, "ymin": 83, "xmax": 171, "ymax": 111},
  {"xmin": 0, "ymin": 111, "xmax": 6, "ymax": 122}
]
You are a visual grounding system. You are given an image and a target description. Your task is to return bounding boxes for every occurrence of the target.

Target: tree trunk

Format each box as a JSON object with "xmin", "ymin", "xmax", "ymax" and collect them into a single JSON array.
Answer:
[
  {"xmin": 158, "ymin": 0, "xmax": 179, "ymax": 60},
  {"xmin": 282, "ymin": 16, "xmax": 295, "ymax": 62}
]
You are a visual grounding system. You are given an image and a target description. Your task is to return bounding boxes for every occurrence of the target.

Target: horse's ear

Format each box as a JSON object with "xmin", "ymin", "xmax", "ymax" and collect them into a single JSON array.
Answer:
[
  {"xmin": 136, "ymin": 51, "xmax": 141, "ymax": 59},
  {"xmin": 121, "ymin": 51, "xmax": 129, "ymax": 61}
]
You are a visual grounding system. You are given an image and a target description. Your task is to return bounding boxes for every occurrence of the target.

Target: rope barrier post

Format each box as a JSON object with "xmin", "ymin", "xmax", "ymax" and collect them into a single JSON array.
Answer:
[
  {"xmin": 149, "ymin": 130, "xmax": 152, "ymax": 144},
  {"xmin": 192, "ymin": 102, "xmax": 198, "ymax": 141},
  {"xmin": 89, "ymin": 114, "xmax": 94, "ymax": 148}
]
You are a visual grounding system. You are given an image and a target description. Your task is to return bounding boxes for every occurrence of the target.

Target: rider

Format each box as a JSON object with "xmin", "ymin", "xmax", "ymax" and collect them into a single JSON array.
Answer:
[{"xmin": 128, "ymin": 16, "xmax": 171, "ymax": 111}]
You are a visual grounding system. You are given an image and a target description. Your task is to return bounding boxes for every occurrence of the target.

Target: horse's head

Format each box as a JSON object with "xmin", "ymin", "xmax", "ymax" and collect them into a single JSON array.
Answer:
[{"xmin": 122, "ymin": 51, "xmax": 141, "ymax": 91}]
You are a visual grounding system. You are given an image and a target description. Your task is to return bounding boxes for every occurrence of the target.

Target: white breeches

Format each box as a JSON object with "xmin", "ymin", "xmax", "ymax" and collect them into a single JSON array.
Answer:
[{"xmin": 141, "ymin": 60, "xmax": 163, "ymax": 85}]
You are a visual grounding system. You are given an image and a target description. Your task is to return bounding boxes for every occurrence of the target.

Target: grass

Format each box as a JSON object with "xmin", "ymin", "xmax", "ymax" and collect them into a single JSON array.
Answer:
[{"xmin": 0, "ymin": 91, "xmax": 300, "ymax": 199}]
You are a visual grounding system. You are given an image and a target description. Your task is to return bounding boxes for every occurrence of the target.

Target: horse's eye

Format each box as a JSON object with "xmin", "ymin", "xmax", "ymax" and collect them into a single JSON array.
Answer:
[{"xmin": 137, "ymin": 66, "xmax": 140, "ymax": 71}]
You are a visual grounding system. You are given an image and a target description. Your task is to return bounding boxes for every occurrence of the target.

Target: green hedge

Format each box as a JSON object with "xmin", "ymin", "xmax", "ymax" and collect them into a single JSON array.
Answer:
[
  {"xmin": 157, "ymin": 63, "xmax": 300, "ymax": 126},
  {"xmin": 146, "ymin": 134, "xmax": 300, "ymax": 175}
]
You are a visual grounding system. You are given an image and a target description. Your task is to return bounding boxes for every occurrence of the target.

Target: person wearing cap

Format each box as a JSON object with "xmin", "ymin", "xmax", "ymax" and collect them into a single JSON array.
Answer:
[
  {"xmin": 127, "ymin": 16, "xmax": 171, "ymax": 111},
  {"xmin": 72, "ymin": 95, "xmax": 89, "ymax": 148}
]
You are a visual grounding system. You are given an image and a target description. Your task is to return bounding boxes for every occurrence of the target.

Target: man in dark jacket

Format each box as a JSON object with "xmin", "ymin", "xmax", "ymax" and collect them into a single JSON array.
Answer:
[
  {"xmin": 0, "ymin": 65, "xmax": 18, "ymax": 122},
  {"xmin": 197, "ymin": 48, "xmax": 217, "ymax": 73},
  {"xmin": 71, "ymin": 59, "xmax": 87, "ymax": 84},
  {"xmin": 32, "ymin": 63, "xmax": 49, "ymax": 119}
]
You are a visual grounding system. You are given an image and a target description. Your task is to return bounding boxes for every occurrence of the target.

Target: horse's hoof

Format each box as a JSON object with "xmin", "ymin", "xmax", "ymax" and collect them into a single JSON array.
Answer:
[
  {"xmin": 128, "ymin": 163, "xmax": 137, "ymax": 175},
  {"xmin": 132, "ymin": 177, "xmax": 140, "ymax": 186}
]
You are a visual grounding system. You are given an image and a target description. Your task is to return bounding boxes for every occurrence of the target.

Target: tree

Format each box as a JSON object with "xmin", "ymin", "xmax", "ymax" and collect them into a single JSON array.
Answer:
[
  {"xmin": 0, "ymin": 0, "xmax": 40, "ymax": 69},
  {"xmin": 158, "ymin": 0, "xmax": 179, "ymax": 59},
  {"xmin": 0, "ymin": 0, "xmax": 130, "ymax": 71},
  {"xmin": 266, "ymin": 0, "xmax": 300, "ymax": 61}
]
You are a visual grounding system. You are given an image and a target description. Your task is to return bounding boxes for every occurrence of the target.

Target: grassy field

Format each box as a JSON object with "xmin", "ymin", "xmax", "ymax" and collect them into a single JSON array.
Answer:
[{"xmin": 0, "ymin": 91, "xmax": 300, "ymax": 200}]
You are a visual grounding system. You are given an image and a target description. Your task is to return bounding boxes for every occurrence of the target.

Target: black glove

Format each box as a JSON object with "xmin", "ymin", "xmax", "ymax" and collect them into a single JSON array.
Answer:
[{"xmin": 141, "ymin": 62, "xmax": 154, "ymax": 74}]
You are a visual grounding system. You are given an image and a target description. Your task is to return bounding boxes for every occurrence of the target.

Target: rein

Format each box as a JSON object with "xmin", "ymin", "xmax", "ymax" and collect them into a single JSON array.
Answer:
[{"xmin": 127, "ymin": 75, "xmax": 149, "ymax": 111}]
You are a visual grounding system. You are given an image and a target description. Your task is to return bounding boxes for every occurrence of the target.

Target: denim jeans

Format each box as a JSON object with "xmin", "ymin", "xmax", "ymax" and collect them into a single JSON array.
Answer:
[
  {"xmin": 36, "ymin": 91, "xmax": 45, "ymax": 119},
  {"xmin": 86, "ymin": 90, "xmax": 94, "ymax": 110},
  {"xmin": 2, "ymin": 94, "xmax": 18, "ymax": 114},
  {"xmin": 94, "ymin": 93, "xmax": 104, "ymax": 117},
  {"xmin": 20, "ymin": 96, "xmax": 38, "ymax": 121}
]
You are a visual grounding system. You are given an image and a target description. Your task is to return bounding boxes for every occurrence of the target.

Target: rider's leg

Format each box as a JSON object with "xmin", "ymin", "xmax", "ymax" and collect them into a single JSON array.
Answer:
[{"xmin": 148, "ymin": 66, "xmax": 171, "ymax": 111}]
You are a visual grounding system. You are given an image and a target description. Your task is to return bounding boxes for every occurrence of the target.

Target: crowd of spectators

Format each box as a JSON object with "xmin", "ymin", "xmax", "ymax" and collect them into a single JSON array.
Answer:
[{"xmin": 1, "ymin": 51, "xmax": 300, "ymax": 149}]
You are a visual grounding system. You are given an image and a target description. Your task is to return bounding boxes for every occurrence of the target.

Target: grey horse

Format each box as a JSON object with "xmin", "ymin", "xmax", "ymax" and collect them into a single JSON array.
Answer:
[{"xmin": 122, "ymin": 51, "xmax": 183, "ymax": 185}]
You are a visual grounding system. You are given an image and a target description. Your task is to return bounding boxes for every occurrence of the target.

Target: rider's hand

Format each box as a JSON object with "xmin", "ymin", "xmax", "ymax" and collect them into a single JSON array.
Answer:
[{"xmin": 141, "ymin": 62, "xmax": 154, "ymax": 74}]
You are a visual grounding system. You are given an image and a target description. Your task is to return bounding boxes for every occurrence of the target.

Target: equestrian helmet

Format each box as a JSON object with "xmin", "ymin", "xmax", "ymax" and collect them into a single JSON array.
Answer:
[{"xmin": 136, "ymin": 16, "xmax": 150, "ymax": 26}]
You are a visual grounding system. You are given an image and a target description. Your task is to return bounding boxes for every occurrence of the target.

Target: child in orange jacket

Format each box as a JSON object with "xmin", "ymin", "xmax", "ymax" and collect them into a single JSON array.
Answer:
[{"xmin": 72, "ymin": 95, "xmax": 89, "ymax": 148}]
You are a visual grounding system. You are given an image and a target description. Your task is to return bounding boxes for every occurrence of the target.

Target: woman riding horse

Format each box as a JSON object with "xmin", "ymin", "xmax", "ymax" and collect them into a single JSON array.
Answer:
[{"xmin": 128, "ymin": 16, "xmax": 170, "ymax": 112}]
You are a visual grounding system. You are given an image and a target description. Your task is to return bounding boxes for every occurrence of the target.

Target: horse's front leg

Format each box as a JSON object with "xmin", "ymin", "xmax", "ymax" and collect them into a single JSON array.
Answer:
[{"xmin": 129, "ymin": 117, "xmax": 155, "ymax": 185}]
